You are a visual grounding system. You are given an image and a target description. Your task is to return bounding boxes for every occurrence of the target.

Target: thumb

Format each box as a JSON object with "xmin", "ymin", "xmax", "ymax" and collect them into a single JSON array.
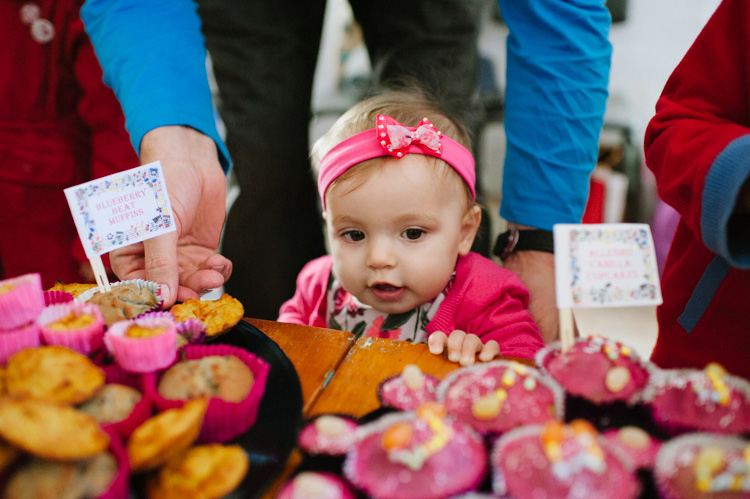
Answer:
[{"xmin": 143, "ymin": 232, "xmax": 180, "ymax": 308}]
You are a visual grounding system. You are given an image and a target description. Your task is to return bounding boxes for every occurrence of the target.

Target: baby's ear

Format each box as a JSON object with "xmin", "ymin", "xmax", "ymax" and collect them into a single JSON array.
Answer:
[{"xmin": 458, "ymin": 205, "xmax": 482, "ymax": 255}]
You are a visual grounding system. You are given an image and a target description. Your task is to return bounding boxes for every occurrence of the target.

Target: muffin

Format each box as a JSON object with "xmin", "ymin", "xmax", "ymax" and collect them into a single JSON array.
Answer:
[
  {"xmin": 437, "ymin": 360, "xmax": 564, "ymax": 435},
  {"xmin": 378, "ymin": 364, "xmax": 440, "ymax": 411},
  {"xmin": 104, "ymin": 315, "xmax": 177, "ymax": 373},
  {"xmin": 157, "ymin": 354, "xmax": 254, "ymax": 403},
  {"xmin": 644, "ymin": 362, "xmax": 750, "ymax": 435},
  {"xmin": 278, "ymin": 472, "xmax": 356, "ymax": 499},
  {"xmin": 601, "ymin": 426, "xmax": 662, "ymax": 471},
  {"xmin": 654, "ymin": 433, "xmax": 750, "ymax": 498},
  {"xmin": 81, "ymin": 280, "xmax": 161, "ymax": 327},
  {"xmin": 127, "ymin": 397, "xmax": 208, "ymax": 473},
  {"xmin": 3, "ymin": 451, "xmax": 120, "ymax": 499},
  {"xmin": 37, "ymin": 302, "xmax": 105, "ymax": 355},
  {"xmin": 5, "ymin": 345, "xmax": 105, "ymax": 404},
  {"xmin": 146, "ymin": 444, "xmax": 249, "ymax": 499},
  {"xmin": 0, "ymin": 272, "xmax": 44, "ymax": 330},
  {"xmin": 149, "ymin": 344, "xmax": 270, "ymax": 443},
  {"xmin": 491, "ymin": 419, "xmax": 641, "ymax": 499},
  {"xmin": 343, "ymin": 402, "xmax": 488, "ymax": 499}
]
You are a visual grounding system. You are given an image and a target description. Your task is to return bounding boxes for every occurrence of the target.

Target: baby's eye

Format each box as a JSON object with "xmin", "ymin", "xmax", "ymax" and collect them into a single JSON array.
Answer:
[
  {"xmin": 402, "ymin": 228, "xmax": 425, "ymax": 240},
  {"xmin": 342, "ymin": 230, "xmax": 365, "ymax": 242}
]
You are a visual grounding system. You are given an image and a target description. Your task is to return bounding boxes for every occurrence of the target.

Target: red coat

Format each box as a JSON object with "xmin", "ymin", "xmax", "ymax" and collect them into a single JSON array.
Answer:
[
  {"xmin": 0, "ymin": 0, "xmax": 139, "ymax": 287},
  {"xmin": 644, "ymin": 0, "xmax": 750, "ymax": 379}
]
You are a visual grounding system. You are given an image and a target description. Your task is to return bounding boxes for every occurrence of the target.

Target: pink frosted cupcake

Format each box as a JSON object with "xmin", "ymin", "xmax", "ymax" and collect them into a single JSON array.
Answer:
[
  {"xmin": 104, "ymin": 315, "xmax": 177, "ymax": 373},
  {"xmin": 298, "ymin": 414, "xmax": 359, "ymax": 456},
  {"xmin": 601, "ymin": 426, "xmax": 662, "ymax": 470},
  {"xmin": 77, "ymin": 364, "xmax": 151, "ymax": 440},
  {"xmin": 491, "ymin": 419, "xmax": 640, "ymax": 499},
  {"xmin": 654, "ymin": 433, "xmax": 750, "ymax": 498},
  {"xmin": 0, "ymin": 273, "xmax": 44, "ymax": 330},
  {"xmin": 537, "ymin": 336, "xmax": 653, "ymax": 405},
  {"xmin": 0, "ymin": 322, "xmax": 41, "ymax": 364},
  {"xmin": 37, "ymin": 302, "xmax": 105, "ymax": 355},
  {"xmin": 643, "ymin": 362, "xmax": 750, "ymax": 435},
  {"xmin": 378, "ymin": 364, "xmax": 440, "ymax": 411},
  {"xmin": 148, "ymin": 343, "xmax": 270, "ymax": 443},
  {"xmin": 278, "ymin": 472, "xmax": 355, "ymax": 499},
  {"xmin": 343, "ymin": 403, "xmax": 488, "ymax": 499},
  {"xmin": 438, "ymin": 360, "xmax": 564, "ymax": 436}
]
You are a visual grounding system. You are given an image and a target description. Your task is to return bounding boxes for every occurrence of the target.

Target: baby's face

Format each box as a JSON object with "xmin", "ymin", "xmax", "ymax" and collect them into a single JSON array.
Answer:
[{"xmin": 325, "ymin": 155, "xmax": 477, "ymax": 315}]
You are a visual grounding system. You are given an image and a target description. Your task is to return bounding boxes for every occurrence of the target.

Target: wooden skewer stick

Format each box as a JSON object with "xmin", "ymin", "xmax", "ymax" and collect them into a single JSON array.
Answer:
[
  {"xmin": 559, "ymin": 307, "xmax": 575, "ymax": 353},
  {"xmin": 89, "ymin": 255, "xmax": 111, "ymax": 293}
]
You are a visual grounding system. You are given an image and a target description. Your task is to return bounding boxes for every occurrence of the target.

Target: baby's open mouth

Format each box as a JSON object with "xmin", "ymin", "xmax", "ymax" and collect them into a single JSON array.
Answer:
[{"xmin": 373, "ymin": 283, "xmax": 401, "ymax": 291}]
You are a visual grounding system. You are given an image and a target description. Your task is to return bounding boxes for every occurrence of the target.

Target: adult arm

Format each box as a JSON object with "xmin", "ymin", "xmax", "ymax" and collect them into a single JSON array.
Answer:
[
  {"xmin": 496, "ymin": 0, "xmax": 612, "ymax": 342},
  {"xmin": 81, "ymin": 0, "xmax": 232, "ymax": 306},
  {"xmin": 645, "ymin": 0, "xmax": 750, "ymax": 268}
]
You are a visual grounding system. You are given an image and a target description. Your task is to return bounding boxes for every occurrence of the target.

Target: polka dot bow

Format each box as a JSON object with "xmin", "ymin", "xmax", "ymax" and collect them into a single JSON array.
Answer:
[{"xmin": 376, "ymin": 115, "xmax": 443, "ymax": 158}]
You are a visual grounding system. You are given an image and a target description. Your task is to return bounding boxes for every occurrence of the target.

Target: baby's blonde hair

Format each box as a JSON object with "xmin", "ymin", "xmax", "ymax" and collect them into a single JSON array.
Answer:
[{"xmin": 312, "ymin": 87, "xmax": 474, "ymax": 207}]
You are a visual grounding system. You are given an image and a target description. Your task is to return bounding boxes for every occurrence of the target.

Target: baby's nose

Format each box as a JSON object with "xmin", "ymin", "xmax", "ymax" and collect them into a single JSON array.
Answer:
[{"xmin": 367, "ymin": 239, "xmax": 396, "ymax": 269}]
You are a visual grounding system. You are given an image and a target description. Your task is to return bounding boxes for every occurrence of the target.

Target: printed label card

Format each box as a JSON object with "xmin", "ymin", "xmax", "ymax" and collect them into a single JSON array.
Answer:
[
  {"xmin": 553, "ymin": 223, "xmax": 662, "ymax": 309},
  {"xmin": 64, "ymin": 161, "xmax": 175, "ymax": 258}
]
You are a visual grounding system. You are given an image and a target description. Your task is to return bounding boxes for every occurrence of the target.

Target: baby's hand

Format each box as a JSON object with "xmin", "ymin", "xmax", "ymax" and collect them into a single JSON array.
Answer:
[{"xmin": 428, "ymin": 330, "xmax": 500, "ymax": 366}]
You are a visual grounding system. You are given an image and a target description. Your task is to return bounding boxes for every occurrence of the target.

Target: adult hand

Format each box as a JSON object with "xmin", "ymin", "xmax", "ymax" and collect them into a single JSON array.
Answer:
[
  {"xmin": 108, "ymin": 126, "xmax": 232, "ymax": 308},
  {"xmin": 501, "ymin": 249, "xmax": 558, "ymax": 344},
  {"xmin": 428, "ymin": 330, "xmax": 500, "ymax": 366}
]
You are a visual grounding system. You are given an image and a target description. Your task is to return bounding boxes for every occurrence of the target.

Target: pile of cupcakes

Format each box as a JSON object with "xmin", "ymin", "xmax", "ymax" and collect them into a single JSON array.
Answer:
[
  {"xmin": 0, "ymin": 272, "xmax": 267, "ymax": 498},
  {"xmin": 282, "ymin": 337, "xmax": 750, "ymax": 499}
]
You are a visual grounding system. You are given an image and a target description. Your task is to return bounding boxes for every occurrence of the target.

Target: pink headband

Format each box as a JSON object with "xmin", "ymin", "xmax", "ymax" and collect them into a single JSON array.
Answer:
[{"xmin": 318, "ymin": 115, "xmax": 476, "ymax": 210}]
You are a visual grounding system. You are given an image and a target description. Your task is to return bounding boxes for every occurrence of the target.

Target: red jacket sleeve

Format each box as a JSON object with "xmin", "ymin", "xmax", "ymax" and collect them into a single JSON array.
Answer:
[{"xmin": 644, "ymin": 0, "xmax": 750, "ymax": 242}]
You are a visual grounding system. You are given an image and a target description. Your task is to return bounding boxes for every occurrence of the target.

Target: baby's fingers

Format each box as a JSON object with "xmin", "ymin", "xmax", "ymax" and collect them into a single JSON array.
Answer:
[
  {"xmin": 477, "ymin": 340, "xmax": 500, "ymax": 363},
  {"xmin": 446, "ymin": 330, "xmax": 467, "ymax": 363},
  {"xmin": 428, "ymin": 331, "xmax": 448, "ymax": 356},
  {"xmin": 459, "ymin": 334, "xmax": 485, "ymax": 366}
]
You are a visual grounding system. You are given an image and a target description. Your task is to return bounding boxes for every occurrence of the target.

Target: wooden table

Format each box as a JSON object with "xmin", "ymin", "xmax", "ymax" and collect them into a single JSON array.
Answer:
[{"xmin": 246, "ymin": 318, "xmax": 533, "ymax": 498}]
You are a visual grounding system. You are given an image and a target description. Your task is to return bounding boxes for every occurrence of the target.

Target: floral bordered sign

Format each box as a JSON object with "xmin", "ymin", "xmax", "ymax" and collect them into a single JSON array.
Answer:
[
  {"xmin": 64, "ymin": 161, "xmax": 175, "ymax": 258},
  {"xmin": 553, "ymin": 223, "xmax": 662, "ymax": 308}
]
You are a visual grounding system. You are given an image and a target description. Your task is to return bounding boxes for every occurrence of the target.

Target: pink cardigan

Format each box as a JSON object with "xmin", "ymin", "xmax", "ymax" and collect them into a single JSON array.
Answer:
[{"xmin": 278, "ymin": 252, "xmax": 543, "ymax": 359}]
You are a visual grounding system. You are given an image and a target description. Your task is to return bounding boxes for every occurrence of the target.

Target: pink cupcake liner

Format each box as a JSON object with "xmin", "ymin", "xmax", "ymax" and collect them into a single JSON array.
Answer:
[
  {"xmin": 104, "ymin": 316, "xmax": 177, "ymax": 373},
  {"xmin": 94, "ymin": 364, "xmax": 153, "ymax": 440},
  {"xmin": 37, "ymin": 302, "xmax": 105, "ymax": 355},
  {"xmin": 0, "ymin": 273, "xmax": 44, "ymax": 331},
  {"xmin": 43, "ymin": 290, "xmax": 74, "ymax": 306},
  {"xmin": 99, "ymin": 427, "xmax": 131, "ymax": 499},
  {"xmin": 343, "ymin": 411, "xmax": 488, "ymax": 499},
  {"xmin": 175, "ymin": 318, "xmax": 207, "ymax": 348},
  {"xmin": 146, "ymin": 343, "xmax": 270, "ymax": 443},
  {"xmin": 0, "ymin": 322, "xmax": 41, "ymax": 363},
  {"xmin": 437, "ymin": 360, "xmax": 565, "ymax": 436}
]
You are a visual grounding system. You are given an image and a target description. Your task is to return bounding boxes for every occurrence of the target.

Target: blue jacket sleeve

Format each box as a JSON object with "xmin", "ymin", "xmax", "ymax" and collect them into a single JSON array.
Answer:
[
  {"xmin": 81, "ymin": 0, "xmax": 231, "ymax": 171},
  {"xmin": 498, "ymin": 0, "xmax": 611, "ymax": 230}
]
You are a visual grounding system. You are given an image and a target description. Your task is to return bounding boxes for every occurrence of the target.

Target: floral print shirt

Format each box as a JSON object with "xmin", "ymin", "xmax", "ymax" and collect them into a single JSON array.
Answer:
[{"xmin": 326, "ymin": 274, "xmax": 454, "ymax": 342}]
